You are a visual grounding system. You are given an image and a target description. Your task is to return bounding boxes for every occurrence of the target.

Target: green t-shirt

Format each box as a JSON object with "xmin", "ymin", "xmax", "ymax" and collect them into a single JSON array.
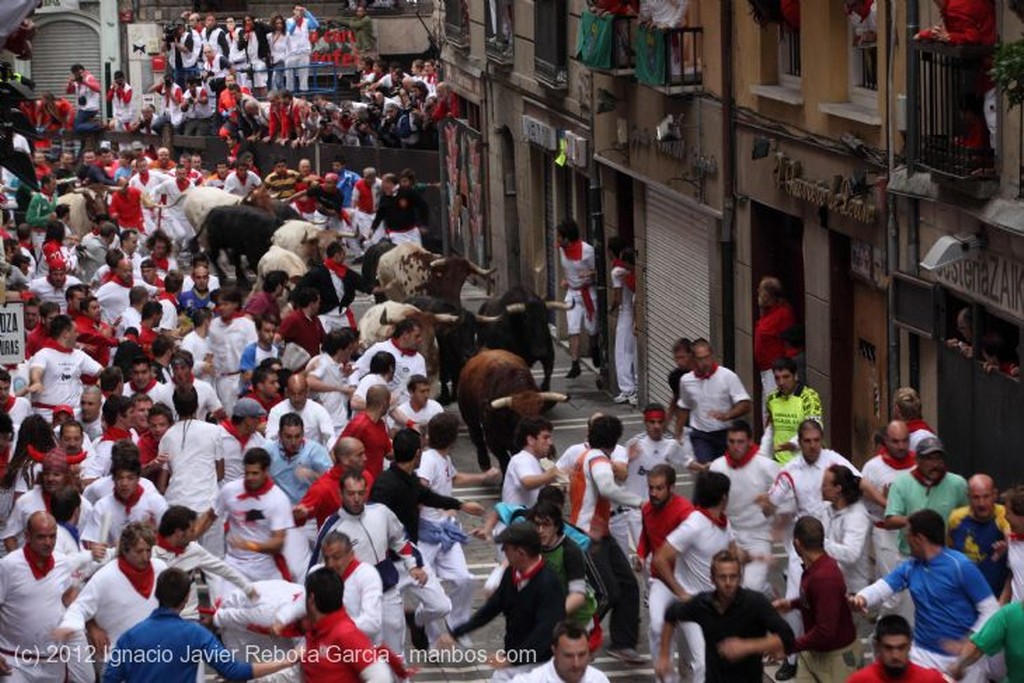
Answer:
[
  {"xmin": 542, "ymin": 537, "xmax": 597, "ymax": 629},
  {"xmin": 885, "ymin": 470, "xmax": 968, "ymax": 555},
  {"xmin": 971, "ymin": 601, "xmax": 1024, "ymax": 682},
  {"xmin": 765, "ymin": 384, "xmax": 823, "ymax": 465}
]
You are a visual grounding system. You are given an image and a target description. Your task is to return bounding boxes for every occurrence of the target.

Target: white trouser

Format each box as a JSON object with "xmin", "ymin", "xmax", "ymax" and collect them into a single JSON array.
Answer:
[
  {"xmin": 397, "ymin": 562, "xmax": 452, "ymax": 647},
  {"xmin": 216, "ymin": 375, "xmax": 241, "ymax": 419},
  {"xmin": 733, "ymin": 533, "xmax": 774, "ymax": 598},
  {"xmin": 66, "ymin": 632, "xmax": 97, "ymax": 683},
  {"xmin": 783, "ymin": 546, "xmax": 804, "ymax": 664},
  {"xmin": 678, "ymin": 620, "xmax": 706, "ymax": 683},
  {"xmin": 911, "ymin": 645, "xmax": 990, "ymax": 683},
  {"xmin": 387, "ymin": 228, "xmax": 422, "ymax": 247},
  {"xmin": 199, "ymin": 519, "xmax": 225, "ymax": 559},
  {"xmin": 609, "ymin": 508, "xmax": 641, "ymax": 561},
  {"xmin": 872, "ymin": 527, "xmax": 914, "ymax": 627},
  {"xmin": 8, "ymin": 659, "xmax": 70, "ymax": 683},
  {"xmin": 354, "ymin": 210, "xmax": 376, "ymax": 242},
  {"xmin": 565, "ymin": 287, "xmax": 597, "ymax": 336},
  {"xmin": 420, "ymin": 538, "xmax": 475, "ymax": 644},
  {"xmin": 380, "ymin": 585, "xmax": 406, "ymax": 653},
  {"xmin": 648, "ymin": 578, "xmax": 681, "ymax": 683},
  {"xmin": 760, "ymin": 368, "xmax": 774, "ymax": 425},
  {"xmin": 157, "ymin": 209, "xmax": 193, "ymax": 249},
  {"xmin": 284, "ymin": 52, "xmax": 311, "ymax": 92},
  {"xmin": 614, "ymin": 313, "xmax": 636, "ymax": 395}
]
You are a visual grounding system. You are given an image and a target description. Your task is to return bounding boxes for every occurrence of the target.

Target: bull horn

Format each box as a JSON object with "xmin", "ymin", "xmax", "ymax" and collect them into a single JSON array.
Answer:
[
  {"xmin": 469, "ymin": 261, "xmax": 495, "ymax": 277},
  {"xmin": 379, "ymin": 309, "xmax": 390, "ymax": 325},
  {"xmin": 537, "ymin": 392, "xmax": 570, "ymax": 403},
  {"xmin": 429, "ymin": 258, "xmax": 450, "ymax": 268},
  {"xmin": 475, "ymin": 313, "xmax": 502, "ymax": 323},
  {"xmin": 504, "ymin": 303, "xmax": 527, "ymax": 314},
  {"xmin": 490, "ymin": 396, "xmax": 513, "ymax": 410},
  {"xmin": 545, "ymin": 300, "xmax": 574, "ymax": 311},
  {"xmin": 431, "ymin": 313, "xmax": 460, "ymax": 324}
]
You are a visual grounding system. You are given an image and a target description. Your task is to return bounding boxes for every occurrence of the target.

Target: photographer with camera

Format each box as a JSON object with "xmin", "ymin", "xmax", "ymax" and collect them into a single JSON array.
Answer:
[
  {"xmin": 66, "ymin": 64, "xmax": 102, "ymax": 134},
  {"xmin": 165, "ymin": 19, "xmax": 201, "ymax": 87},
  {"xmin": 199, "ymin": 44, "xmax": 231, "ymax": 95},
  {"xmin": 106, "ymin": 70, "xmax": 135, "ymax": 131},
  {"xmin": 150, "ymin": 74, "xmax": 185, "ymax": 135},
  {"xmin": 239, "ymin": 15, "xmax": 271, "ymax": 98},
  {"xmin": 181, "ymin": 75, "xmax": 216, "ymax": 137}
]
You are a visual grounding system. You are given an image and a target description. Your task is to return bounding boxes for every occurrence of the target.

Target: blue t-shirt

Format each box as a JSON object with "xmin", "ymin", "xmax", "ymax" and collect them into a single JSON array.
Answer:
[
  {"xmin": 178, "ymin": 289, "xmax": 213, "ymax": 315},
  {"xmin": 267, "ymin": 439, "xmax": 333, "ymax": 503},
  {"xmin": 885, "ymin": 548, "xmax": 994, "ymax": 654}
]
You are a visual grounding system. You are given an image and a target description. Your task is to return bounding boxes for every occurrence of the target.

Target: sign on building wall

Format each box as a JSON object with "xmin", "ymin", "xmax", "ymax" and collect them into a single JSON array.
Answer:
[
  {"xmin": 440, "ymin": 120, "xmax": 486, "ymax": 265},
  {"xmin": 36, "ymin": 0, "xmax": 80, "ymax": 12},
  {"xmin": 0, "ymin": 304, "xmax": 26, "ymax": 365},
  {"xmin": 310, "ymin": 28, "xmax": 361, "ymax": 68},
  {"xmin": 935, "ymin": 251, "xmax": 1024, "ymax": 322}
]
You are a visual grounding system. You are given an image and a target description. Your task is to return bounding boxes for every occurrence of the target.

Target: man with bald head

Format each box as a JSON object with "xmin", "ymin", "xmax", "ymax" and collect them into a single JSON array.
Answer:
[
  {"xmin": 949, "ymin": 474, "xmax": 1011, "ymax": 596},
  {"xmin": 295, "ymin": 437, "xmax": 374, "ymax": 528},
  {"xmin": 266, "ymin": 373, "xmax": 334, "ymax": 446},
  {"xmin": 0, "ymin": 511, "xmax": 77, "ymax": 682},
  {"xmin": 341, "ymin": 384, "xmax": 393, "ymax": 478}
]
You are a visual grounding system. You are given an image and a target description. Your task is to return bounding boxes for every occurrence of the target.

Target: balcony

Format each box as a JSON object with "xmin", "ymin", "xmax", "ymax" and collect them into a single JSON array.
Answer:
[
  {"xmin": 912, "ymin": 41, "xmax": 997, "ymax": 192},
  {"xmin": 635, "ymin": 25, "xmax": 703, "ymax": 94},
  {"xmin": 575, "ymin": 10, "xmax": 636, "ymax": 75},
  {"xmin": 443, "ymin": 0, "xmax": 469, "ymax": 49},
  {"xmin": 535, "ymin": 0, "xmax": 568, "ymax": 88},
  {"xmin": 485, "ymin": 0, "xmax": 514, "ymax": 66}
]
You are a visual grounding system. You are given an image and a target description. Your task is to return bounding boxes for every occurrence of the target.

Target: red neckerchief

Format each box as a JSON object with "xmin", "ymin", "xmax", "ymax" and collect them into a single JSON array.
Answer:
[
  {"xmin": 238, "ymin": 476, "xmax": 274, "ymax": 500},
  {"xmin": 102, "ymin": 272, "xmax": 133, "ymax": 288},
  {"xmin": 725, "ymin": 444, "xmax": 759, "ymax": 469},
  {"xmin": 561, "ymin": 240, "xmax": 583, "ymax": 260},
  {"xmin": 63, "ymin": 449, "xmax": 86, "ymax": 465},
  {"xmin": 2, "ymin": 394, "xmax": 15, "ymax": 413},
  {"xmin": 1010, "ymin": 533, "xmax": 1024, "ymax": 542},
  {"xmin": 151, "ymin": 256, "xmax": 170, "ymax": 272},
  {"xmin": 24, "ymin": 544, "xmax": 55, "ymax": 580},
  {"xmin": 391, "ymin": 339, "xmax": 417, "ymax": 357},
  {"xmin": 245, "ymin": 392, "xmax": 279, "ymax": 413},
  {"xmin": 138, "ymin": 432, "xmax": 159, "ymax": 466},
  {"xmin": 695, "ymin": 506, "xmax": 728, "ymax": 529},
  {"xmin": 220, "ymin": 419, "xmax": 251, "ymax": 448},
  {"xmin": 612, "ymin": 258, "xmax": 636, "ymax": 291},
  {"xmin": 512, "ymin": 557, "xmax": 545, "ymax": 590},
  {"xmin": 116, "ymin": 484, "xmax": 145, "ymax": 515},
  {"xmin": 138, "ymin": 170, "xmax": 150, "ymax": 185},
  {"xmin": 102, "ymin": 426, "xmax": 133, "ymax": 443},
  {"xmin": 27, "ymin": 444, "xmax": 51, "ymax": 463},
  {"xmin": 880, "ymin": 446, "xmax": 916, "ymax": 470},
  {"xmin": 158, "ymin": 291, "xmax": 177, "ymax": 303},
  {"xmin": 905, "ymin": 418, "xmax": 934, "ymax": 434},
  {"xmin": 693, "ymin": 363, "xmax": 719, "ymax": 380},
  {"xmin": 341, "ymin": 559, "xmax": 362, "ymax": 581},
  {"xmin": 118, "ymin": 556, "xmax": 155, "ymax": 599},
  {"xmin": 43, "ymin": 338, "xmax": 73, "ymax": 355},
  {"xmin": 174, "ymin": 177, "xmax": 190, "ymax": 192},
  {"xmin": 130, "ymin": 379, "xmax": 158, "ymax": 394},
  {"xmin": 912, "ymin": 466, "xmax": 945, "ymax": 489},
  {"xmin": 156, "ymin": 534, "xmax": 186, "ymax": 556},
  {"xmin": 221, "ymin": 311, "xmax": 242, "ymax": 323},
  {"xmin": 323, "ymin": 258, "xmax": 348, "ymax": 280},
  {"xmin": 852, "ymin": 0, "xmax": 872, "ymax": 21}
]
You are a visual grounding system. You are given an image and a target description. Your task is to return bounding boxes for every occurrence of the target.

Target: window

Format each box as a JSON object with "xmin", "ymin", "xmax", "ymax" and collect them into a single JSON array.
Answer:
[
  {"xmin": 779, "ymin": 27, "xmax": 801, "ymax": 84},
  {"xmin": 444, "ymin": 0, "xmax": 469, "ymax": 47},
  {"xmin": 848, "ymin": 5, "xmax": 878, "ymax": 109},
  {"xmin": 535, "ymin": 0, "xmax": 567, "ymax": 87},
  {"xmin": 485, "ymin": 0, "xmax": 514, "ymax": 63}
]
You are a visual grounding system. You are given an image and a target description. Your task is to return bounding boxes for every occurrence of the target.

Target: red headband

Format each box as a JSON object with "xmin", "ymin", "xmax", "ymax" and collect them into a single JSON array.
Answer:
[{"xmin": 644, "ymin": 409, "xmax": 667, "ymax": 421}]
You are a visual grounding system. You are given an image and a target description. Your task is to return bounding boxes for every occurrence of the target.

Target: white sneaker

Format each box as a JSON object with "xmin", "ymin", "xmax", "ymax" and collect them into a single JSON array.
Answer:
[
  {"xmin": 613, "ymin": 392, "xmax": 630, "ymax": 404},
  {"xmin": 627, "ymin": 393, "xmax": 638, "ymax": 407}
]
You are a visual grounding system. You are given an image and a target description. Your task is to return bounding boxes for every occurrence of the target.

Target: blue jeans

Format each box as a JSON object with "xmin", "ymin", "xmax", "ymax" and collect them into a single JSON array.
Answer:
[
  {"xmin": 73, "ymin": 109, "xmax": 102, "ymax": 134},
  {"xmin": 690, "ymin": 428, "xmax": 729, "ymax": 464}
]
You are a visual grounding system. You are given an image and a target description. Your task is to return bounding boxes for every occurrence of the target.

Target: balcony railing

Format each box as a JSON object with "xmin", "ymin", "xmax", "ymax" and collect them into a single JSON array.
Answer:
[
  {"xmin": 635, "ymin": 26, "xmax": 703, "ymax": 92},
  {"xmin": 535, "ymin": 0, "xmax": 568, "ymax": 87},
  {"xmin": 443, "ymin": 0, "xmax": 469, "ymax": 48},
  {"xmin": 576, "ymin": 11, "xmax": 635, "ymax": 73},
  {"xmin": 912, "ymin": 41, "xmax": 996, "ymax": 182},
  {"xmin": 485, "ymin": 0, "xmax": 514, "ymax": 65}
]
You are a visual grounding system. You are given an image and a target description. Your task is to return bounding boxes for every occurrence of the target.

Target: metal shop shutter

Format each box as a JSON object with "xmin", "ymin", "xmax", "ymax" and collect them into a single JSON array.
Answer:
[
  {"xmin": 643, "ymin": 185, "xmax": 712, "ymax": 407},
  {"xmin": 31, "ymin": 19, "xmax": 102, "ymax": 98}
]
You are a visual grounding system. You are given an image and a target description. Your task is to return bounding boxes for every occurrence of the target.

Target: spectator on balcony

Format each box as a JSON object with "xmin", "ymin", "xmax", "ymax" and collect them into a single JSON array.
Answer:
[
  {"xmin": 594, "ymin": 0, "xmax": 639, "ymax": 15},
  {"xmin": 339, "ymin": 5, "xmax": 377, "ymax": 56},
  {"xmin": 979, "ymin": 331, "xmax": 1020, "ymax": 378},
  {"xmin": 224, "ymin": 17, "xmax": 248, "ymax": 83},
  {"xmin": 107, "ymin": 71, "xmax": 136, "ymax": 132},
  {"xmin": 166, "ymin": 21, "xmax": 201, "ymax": 87},
  {"xmin": 30, "ymin": 93, "xmax": 73, "ymax": 149},
  {"xmin": 285, "ymin": 5, "xmax": 319, "ymax": 93},
  {"xmin": 198, "ymin": 44, "xmax": 231, "ymax": 94},
  {"xmin": 240, "ymin": 15, "xmax": 271, "ymax": 97},
  {"xmin": 431, "ymin": 82, "xmax": 460, "ymax": 122},
  {"xmin": 845, "ymin": 0, "xmax": 876, "ymax": 43},
  {"xmin": 127, "ymin": 104, "xmax": 158, "ymax": 136},
  {"xmin": 236, "ymin": 95, "xmax": 270, "ymax": 145},
  {"xmin": 201, "ymin": 13, "xmax": 228, "ymax": 58},
  {"xmin": 264, "ymin": 90, "xmax": 303, "ymax": 146},
  {"xmin": 150, "ymin": 74, "xmax": 185, "ymax": 135},
  {"xmin": 946, "ymin": 307, "xmax": 974, "ymax": 358},
  {"xmin": 268, "ymin": 15, "xmax": 290, "ymax": 91},
  {"xmin": 639, "ymin": 0, "xmax": 689, "ymax": 27},
  {"xmin": 180, "ymin": 76, "xmax": 216, "ymax": 137},
  {"xmin": 66, "ymin": 64, "xmax": 103, "ymax": 134}
]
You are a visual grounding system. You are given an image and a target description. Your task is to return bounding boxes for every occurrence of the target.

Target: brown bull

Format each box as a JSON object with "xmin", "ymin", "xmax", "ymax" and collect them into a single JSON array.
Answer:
[
  {"xmin": 376, "ymin": 243, "xmax": 494, "ymax": 305},
  {"xmin": 457, "ymin": 349, "xmax": 568, "ymax": 472}
]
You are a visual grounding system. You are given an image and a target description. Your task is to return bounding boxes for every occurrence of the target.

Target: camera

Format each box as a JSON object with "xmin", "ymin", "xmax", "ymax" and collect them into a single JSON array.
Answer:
[{"xmin": 163, "ymin": 22, "xmax": 183, "ymax": 46}]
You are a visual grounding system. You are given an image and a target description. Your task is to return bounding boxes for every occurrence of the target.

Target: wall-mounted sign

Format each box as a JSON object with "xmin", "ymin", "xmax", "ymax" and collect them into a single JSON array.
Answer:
[
  {"xmin": 934, "ymin": 251, "xmax": 1024, "ymax": 322},
  {"xmin": 522, "ymin": 115, "xmax": 557, "ymax": 151},
  {"xmin": 772, "ymin": 152, "xmax": 877, "ymax": 224},
  {"xmin": 0, "ymin": 304, "xmax": 25, "ymax": 365},
  {"xmin": 36, "ymin": 0, "xmax": 80, "ymax": 12}
]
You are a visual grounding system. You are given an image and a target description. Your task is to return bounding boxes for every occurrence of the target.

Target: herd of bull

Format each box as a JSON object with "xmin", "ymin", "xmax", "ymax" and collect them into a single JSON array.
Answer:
[{"xmin": 58, "ymin": 184, "xmax": 581, "ymax": 473}]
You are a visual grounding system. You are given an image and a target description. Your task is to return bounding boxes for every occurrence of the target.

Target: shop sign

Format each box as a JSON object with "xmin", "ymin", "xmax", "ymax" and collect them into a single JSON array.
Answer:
[
  {"xmin": 522, "ymin": 115, "xmax": 557, "ymax": 151},
  {"xmin": 772, "ymin": 153, "xmax": 877, "ymax": 224},
  {"xmin": 935, "ymin": 251, "xmax": 1024, "ymax": 322},
  {"xmin": 0, "ymin": 304, "xmax": 25, "ymax": 365},
  {"xmin": 851, "ymin": 239, "xmax": 873, "ymax": 280},
  {"xmin": 37, "ymin": 0, "xmax": 80, "ymax": 11}
]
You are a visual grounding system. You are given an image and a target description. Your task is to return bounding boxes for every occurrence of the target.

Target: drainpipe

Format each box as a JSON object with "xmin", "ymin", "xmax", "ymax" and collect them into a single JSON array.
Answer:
[
  {"xmin": 907, "ymin": 0, "xmax": 922, "ymax": 390},
  {"xmin": 589, "ymin": 159, "xmax": 610, "ymax": 391},
  {"xmin": 720, "ymin": 0, "xmax": 736, "ymax": 367}
]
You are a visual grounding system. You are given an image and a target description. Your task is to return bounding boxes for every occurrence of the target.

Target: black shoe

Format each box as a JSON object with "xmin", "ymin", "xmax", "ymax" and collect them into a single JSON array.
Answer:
[
  {"xmin": 565, "ymin": 361, "xmax": 582, "ymax": 379},
  {"xmin": 405, "ymin": 610, "xmax": 429, "ymax": 650},
  {"xmin": 775, "ymin": 660, "xmax": 798, "ymax": 681}
]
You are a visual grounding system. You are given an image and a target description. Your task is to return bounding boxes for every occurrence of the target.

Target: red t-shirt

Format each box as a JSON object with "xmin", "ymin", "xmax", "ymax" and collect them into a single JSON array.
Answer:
[
  {"xmin": 847, "ymin": 662, "xmax": 947, "ymax": 683},
  {"xmin": 298, "ymin": 465, "xmax": 375, "ymax": 527},
  {"xmin": 754, "ymin": 302, "xmax": 798, "ymax": 371},
  {"xmin": 341, "ymin": 414, "xmax": 392, "ymax": 478},
  {"xmin": 301, "ymin": 609, "xmax": 382, "ymax": 682},
  {"xmin": 279, "ymin": 310, "xmax": 325, "ymax": 359},
  {"xmin": 109, "ymin": 187, "xmax": 144, "ymax": 231}
]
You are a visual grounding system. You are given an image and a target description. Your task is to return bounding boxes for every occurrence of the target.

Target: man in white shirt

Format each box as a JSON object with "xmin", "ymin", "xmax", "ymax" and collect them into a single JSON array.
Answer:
[
  {"xmin": 158, "ymin": 386, "xmax": 224, "ymax": 555},
  {"xmin": 306, "ymin": 328, "xmax": 358, "ymax": 436},
  {"xmin": 29, "ymin": 254, "xmax": 81, "ymax": 313},
  {"xmin": 150, "ymin": 166, "xmax": 193, "ymax": 249},
  {"xmin": 180, "ymin": 309, "xmax": 215, "ymax": 383},
  {"xmin": 223, "ymin": 158, "xmax": 262, "ymax": 196},
  {"xmin": 818, "ymin": 464, "xmax": 873, "ymax": 593},
  {"xmin": 27, "ymin": 315, "xmax": 103, "ymax": 422},
  {"xmin": 2, "ymin": 451, "xmax": 94, "ymax": 551},
  {"xmin": 95, "ymin": 258, "xmax": 136, "ymax": 327},
  {"xmin": 266, "ymin": 373, "xmax": 334, "ymax": 446},
  {"xmin": 0, "ymin": 512, "xmax": 78, "ymax": 683},
  {"xmin": 709, "ymin": 420, "xmax": 778, "ymax": 597},
  {"xmin": 82, "ymin": 447, "xmax": 167, "ymax": 547},
  {"xmin": 79, "ymin": 386, "xmax": 104, "ymax": 442},
  {"xmin": 556, "ymin": 219, "xmax": 598, "ymax": 379},
  {"xmin": 150, "ymin": 352, "xmax": 225, "ymax": 421},
  {"xmin": 123, "ymin": 355, "xmax": 163, "ymax": 400},
  {"xmin": 348, "ymin": 319, "xmax": 426, "ymax": 405},
  {"xmin": 502, "ymin": 416, "xmax": 561, "ymax": 507},
  {"xmin": 0, "ymin": 368, "xmax": 32, "ymax": 430},
  {"xmin": 203, "ymin": 448, "xmax": 294, "ymax": 583},
  {"xmin": 675, "ymin": 339, "xmax": 752, "ymax": 465},
  {"xmin": 395, "ymin": 374, "xmax": 443, "ymax": 436},
  {"xmin": 510, "ymin": 621, "xmax": 612, "ymax": 683},
  {"xmin": 219, "ymin": 398, "xmax": 269, "ymax": 485},
  {"xmin": 82, "ymin": 394, "xmax": 136, "ymax": 485},
  {"xmin": 652, "ymin": 470, "xmax": 736, "ymax": 683},
  {"xmin": 209, "ymin": 289, "xmax": 259, "ymax": 417}
]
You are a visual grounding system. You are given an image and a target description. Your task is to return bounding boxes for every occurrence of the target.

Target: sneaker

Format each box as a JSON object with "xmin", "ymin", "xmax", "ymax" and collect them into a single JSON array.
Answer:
[
  {"xmin": 774, "ymin": 660, "xmax": 798, "ymax": 680},
  {"xmin": 565, "ymin": 361, "xmax": 582, "ymax": 379},
  {"xmin": 627, "ymin": 394, "xmax": 638, "ymax": 407},
  {"xmin": 612, "ymin": 392, "xmax": 631, "ymax": 404},
  {"xmin": 606, "ymin": 648, "xmax": 645, "ymax": 665}
]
